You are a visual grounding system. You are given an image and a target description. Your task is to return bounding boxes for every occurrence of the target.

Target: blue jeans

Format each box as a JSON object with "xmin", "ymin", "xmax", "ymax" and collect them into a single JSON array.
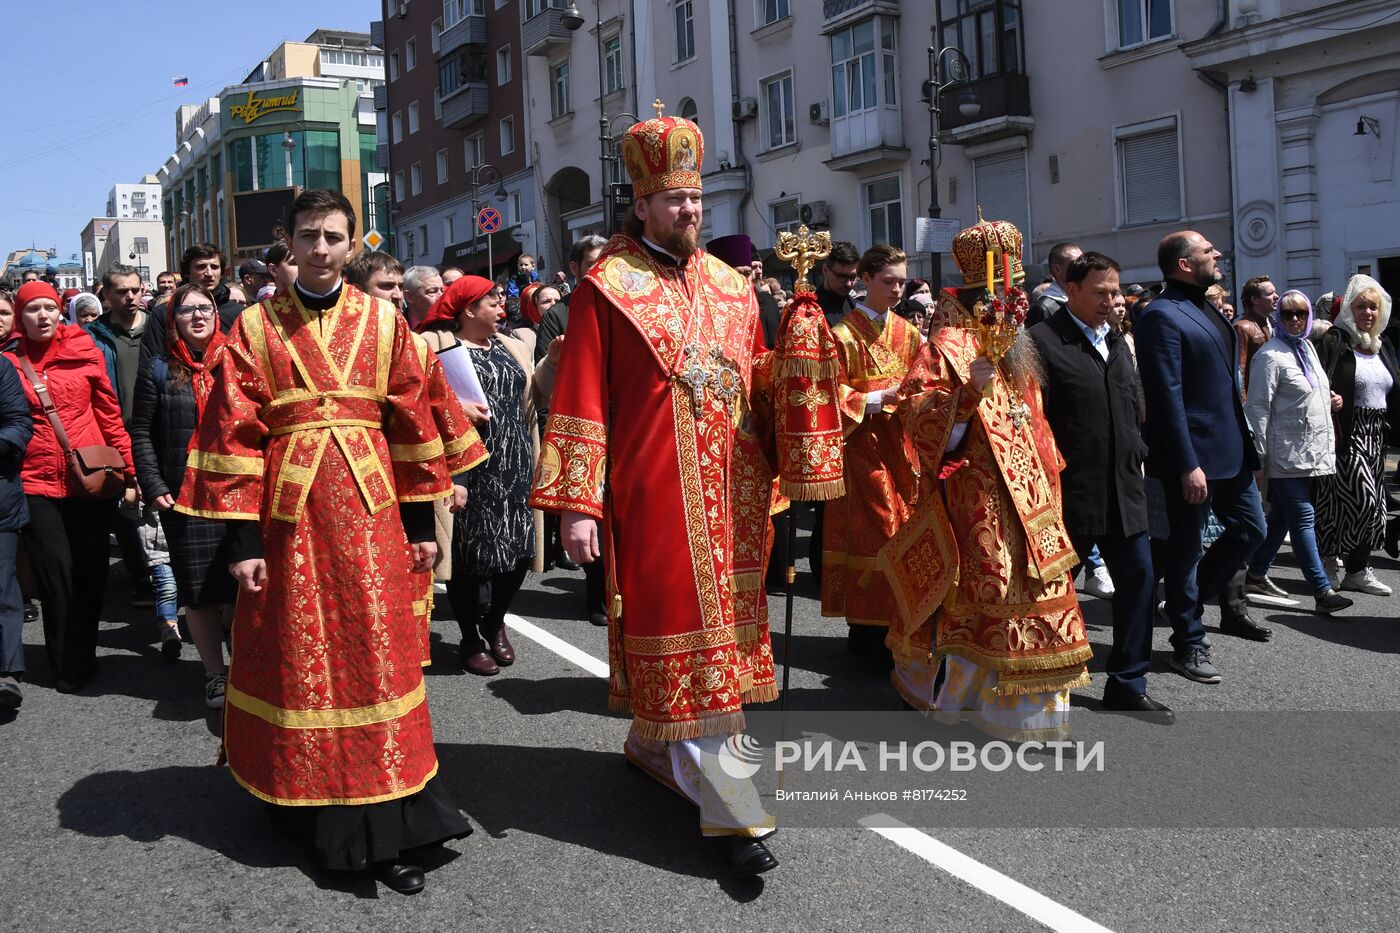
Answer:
[
  {"xmin": 151, "ymin": 563, "xmax": 178, "ymax": 624},
  {"xmin": 0, "ymin": 531, "xmax": 22, "ymax": 674},
  {"xmin": 1248, "ymin": 477, "xmax": 1331, "ymax": 595},
  {"xmin": 1161, "ymin": 468, "xmax": 1267, "ymax": 651}
]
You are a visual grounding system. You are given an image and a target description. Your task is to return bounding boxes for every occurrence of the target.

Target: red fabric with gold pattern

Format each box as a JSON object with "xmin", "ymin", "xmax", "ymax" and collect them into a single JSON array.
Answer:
[
  {"xmin": 821, "ymin": 310, "xmax": 922, "ymax": 627},
  {"xmin": 176, "ymin": 286, "xmax": 452, "ymax": 805},
  {"xmin": 619, "ymin": 110, "xmax": 704, "ymax": 199},
  {"xmin": 878, "ymin": 318, "xmax": 1089, "ymax": 697},
  {"xmin": 530, "ymin": 235, "xmax": 774, "ymax": 740},
  {"xmin": 772, "ymin": 291, "xmax": 846, "ymax": 499}
]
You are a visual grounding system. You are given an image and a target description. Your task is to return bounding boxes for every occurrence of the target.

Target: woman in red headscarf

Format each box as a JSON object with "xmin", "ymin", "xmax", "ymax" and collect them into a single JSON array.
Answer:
[
  {"xmin": 418, "ymin": 275, "xmax": 546, "ymax": 673},
  {"xmin": 130, "ymin": 283, "xmax": 235, "ymax": 707},
  {"xmin": 4, "ymin": 281, "xmax": 134, "ymax": 692}
]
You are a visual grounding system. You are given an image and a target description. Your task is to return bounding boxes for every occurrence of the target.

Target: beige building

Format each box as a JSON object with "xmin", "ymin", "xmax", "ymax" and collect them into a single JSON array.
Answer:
[{"xmin": 525, "ymin": 0, "xmax": 1234, "ymax": 287}]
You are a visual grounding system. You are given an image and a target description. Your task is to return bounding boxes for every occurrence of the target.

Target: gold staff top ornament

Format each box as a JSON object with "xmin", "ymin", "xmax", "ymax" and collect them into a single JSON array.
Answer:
[{"xmin": 775, "ymin": 225, "xmax": 832, "ymax": 296}]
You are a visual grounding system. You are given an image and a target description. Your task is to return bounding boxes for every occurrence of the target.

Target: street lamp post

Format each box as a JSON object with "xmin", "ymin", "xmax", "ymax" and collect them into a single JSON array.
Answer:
[
  {"xmin": 128, "ymin": 248, "xmax": 148, "ymax": 286},
  {"xmin": 925, "ymin": 20, "xmax": 980, "ymax": 291},
  {"xmin": 470, "ymin": 162, "xmax": 509, "ymax": 276},
  {"xmin": 282, "ymin": 131, "xmax": 297, "ymax": 190},
  {"xmin": 561, "ymin": 3, "xmax": 635, "ymax": 236}
]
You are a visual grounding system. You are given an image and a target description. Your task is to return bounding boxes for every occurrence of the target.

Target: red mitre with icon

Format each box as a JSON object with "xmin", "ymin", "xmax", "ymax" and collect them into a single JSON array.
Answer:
[{"xmin": 620, "ymin": 100, "xmax": 705, "ymax": 198}]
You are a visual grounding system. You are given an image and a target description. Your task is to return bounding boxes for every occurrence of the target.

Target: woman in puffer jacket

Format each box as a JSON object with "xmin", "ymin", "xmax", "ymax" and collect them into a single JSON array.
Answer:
[
  {"xmin": 4, "ymin": 282, "xmax": 134, "ymax": 693},
  {"xmin": 1243, "ymin": 290, "xmax": 1352, "ymax": 615}
]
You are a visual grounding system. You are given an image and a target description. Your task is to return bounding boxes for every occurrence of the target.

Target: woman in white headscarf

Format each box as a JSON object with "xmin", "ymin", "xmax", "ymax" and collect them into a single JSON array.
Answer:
[{"xmin": 1313, "ymin": 274, "xmax": 1399, "ymax": 596}]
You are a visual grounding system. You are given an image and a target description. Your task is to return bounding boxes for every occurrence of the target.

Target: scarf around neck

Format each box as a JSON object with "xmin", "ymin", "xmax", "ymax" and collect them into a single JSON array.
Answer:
[{"xmin": 166, "ymin": 303, "xmax": 228, "ymax": 417}]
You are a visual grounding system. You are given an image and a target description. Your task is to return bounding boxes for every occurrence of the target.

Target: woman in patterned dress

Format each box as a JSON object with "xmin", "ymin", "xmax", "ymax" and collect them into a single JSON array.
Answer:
[
  {"xmin": 419, "ymin": 276, "xmax": 548, "ymax": 674},
  {"xmin": 1313, "ymin": 275, "xmax": 1399, "ymax": 596}
]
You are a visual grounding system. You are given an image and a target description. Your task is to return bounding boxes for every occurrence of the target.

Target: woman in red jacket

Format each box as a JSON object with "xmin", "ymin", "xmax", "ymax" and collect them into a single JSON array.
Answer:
[{"xmin": 5, "ymin": 282, "xmax": 134, "ymax": 692}]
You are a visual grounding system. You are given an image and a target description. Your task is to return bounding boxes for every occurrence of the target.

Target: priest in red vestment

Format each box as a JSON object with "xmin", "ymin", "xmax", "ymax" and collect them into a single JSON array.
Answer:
[
  {"xmin": 176, "ymin": 190, "xmax": 469, "ymax": 896},
  {"xmin": 530, "ymin": 102, "xmax": 780, "ymax": 878}
]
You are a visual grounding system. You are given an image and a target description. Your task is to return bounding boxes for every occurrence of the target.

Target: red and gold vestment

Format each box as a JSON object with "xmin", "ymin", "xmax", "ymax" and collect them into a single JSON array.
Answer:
[
  {"xmin": 531, "ymin": 235, "xmax": 777, "ymax": 742},
  {"xmin": 821, "ymin": 309, "xmax": 922, "ymax": 627},
  {"xmin": 177, "ymin": 285, "xmax": 452, "ymax": 806}
]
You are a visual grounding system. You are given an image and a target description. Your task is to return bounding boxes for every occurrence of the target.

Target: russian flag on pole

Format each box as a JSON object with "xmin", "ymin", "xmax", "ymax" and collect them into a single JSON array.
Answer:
[{"xmin": 173, "ymin": 76, "xmax": 189, "ymax": 87}]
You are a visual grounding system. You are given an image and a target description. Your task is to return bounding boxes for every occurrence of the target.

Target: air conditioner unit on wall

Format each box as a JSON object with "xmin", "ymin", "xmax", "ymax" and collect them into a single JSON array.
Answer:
[
  {"xmin": 800, "ymin": 201, "xmax": 830, "ymax": 226},
  {"xmin": 808, "ymin": 101, "xmax": 829, "ymax": 125},
  {"xmin": 732, "ymin": 97, "xmax": 758, "ymax": 121},
  {"xmin": 396, "ymin": 3, "xmax": 409, "ymax": 18}
]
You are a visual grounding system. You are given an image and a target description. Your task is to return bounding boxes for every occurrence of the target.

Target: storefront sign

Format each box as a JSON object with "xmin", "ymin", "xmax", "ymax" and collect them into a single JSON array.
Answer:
[{"xmin": 227, "ymin": 89, "xmax": 300, "ymax": 124}]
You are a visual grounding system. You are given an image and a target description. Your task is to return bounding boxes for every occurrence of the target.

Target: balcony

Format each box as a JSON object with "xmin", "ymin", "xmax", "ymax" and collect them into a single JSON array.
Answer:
[
  {"xmin": 524, "ymin": 7, "xmax": 574, "ymax": 57},
  {"xmin": 439, "ymin": 14, "xmax": 487, "ymax": 57},
  {"xmin": 440, "ymin": 82, "xmax": 490, "ymax": 128},
  {"xmin": 821, "ymin": 0, "xmax": 899, "ymax": 35},
  {"xmin": 376, "ymin": 143, "xmax": 389, "ymax": 171},
  {"xmin": 373, "ymin": 83, "xmax": 388, "ymax": 110},
  {"xmin": 939, "ymin": 73, "xmax": 1033, "ymax": 142},
  {"xmin": 823, "ymin": 106, "xmax": 906, "ymax": 171}
]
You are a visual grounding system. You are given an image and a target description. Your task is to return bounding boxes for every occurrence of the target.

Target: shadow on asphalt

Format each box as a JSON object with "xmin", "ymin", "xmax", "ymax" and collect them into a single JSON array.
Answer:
[{"xmin": 435, "ymin": 743, "xmax": 764, "ymax": 901}]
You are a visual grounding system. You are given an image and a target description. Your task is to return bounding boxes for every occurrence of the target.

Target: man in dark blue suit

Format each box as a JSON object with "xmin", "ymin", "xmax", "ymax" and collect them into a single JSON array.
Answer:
[{"xmin": 1136, "ymin": 231, "xmax": 1269, "ymax": 685}]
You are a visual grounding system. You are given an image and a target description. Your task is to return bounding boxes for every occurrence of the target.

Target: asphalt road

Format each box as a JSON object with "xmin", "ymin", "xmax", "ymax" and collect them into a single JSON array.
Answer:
[{"xmin": 3, "ymin": 525, "xmax": 1399, "ymax": 932}]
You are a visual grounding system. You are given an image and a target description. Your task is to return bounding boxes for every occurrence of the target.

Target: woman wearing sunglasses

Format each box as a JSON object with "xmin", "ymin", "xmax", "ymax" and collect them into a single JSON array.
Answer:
[{"xmin": 1244, "ymin": 291, "xmax": 1353, "ymax": 614}]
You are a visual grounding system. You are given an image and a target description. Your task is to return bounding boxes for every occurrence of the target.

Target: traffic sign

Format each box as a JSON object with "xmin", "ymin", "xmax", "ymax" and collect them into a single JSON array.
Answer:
[
  {"xmin": 362, "ymin": 230, "xmax": 384, "ymax": 251},
  {"xmin": 477, "ymin": 207, "xmax": 503, "ymax": 233}
]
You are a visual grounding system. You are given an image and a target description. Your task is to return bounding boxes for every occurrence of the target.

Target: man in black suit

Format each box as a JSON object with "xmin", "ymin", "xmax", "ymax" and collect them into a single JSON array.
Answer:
[
  {"xmin": 1136, "ymin": 232, "xmax": 1269, "ymax": 686},
  {"xmin": 815, "ymin": 240, "xmax": 860, "ymax": 329},
  {"xmin": 1031, "ymin": 252, "xmax": 1170, "ymax": 722}
]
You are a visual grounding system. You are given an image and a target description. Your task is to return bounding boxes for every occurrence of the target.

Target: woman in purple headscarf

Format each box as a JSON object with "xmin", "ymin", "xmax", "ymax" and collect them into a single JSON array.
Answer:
[{"xmin": 1244, "ymin": 290, "xmax": 1354, "ymax": 615}]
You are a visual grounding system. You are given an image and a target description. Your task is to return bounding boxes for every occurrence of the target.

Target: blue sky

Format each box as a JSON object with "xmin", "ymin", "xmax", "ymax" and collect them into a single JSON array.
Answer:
[{"xmin": 0, "ymin": 0, "xmax": 379, "ymax": 260}]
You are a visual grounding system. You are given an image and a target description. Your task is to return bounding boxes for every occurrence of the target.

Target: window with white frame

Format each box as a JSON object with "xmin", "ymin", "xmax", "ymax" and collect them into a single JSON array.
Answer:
[
  {"xmin": 674, "ymin": 0, "xmax": 695, "ymax": 62},
  {"xmin": 508, "ymin": 191, "xmax": 522, "ymax": 226},
  {"xmin": 406, "ymin": 38, "xmax": 417, "ymax": 71},
  {"xmin": 444, "ymin": 0, "xmax": 481, "ymax": 28},
  {"xmin": 550, "ymin": 60, "xmax": 571, "ymax": 118},
  {"xmin": 497, "ymin": 46, "xmax": 512, "ymax": 84},
  {"xmin": 391, "ymin": 111, "xmax": 403, "ymax": 143},
  {"xmin": 436, "ymin": 148, "xmax": 449, "ymax": 184},
  {"xmin": 500, "ymin": 115, "xmax": 516, "ymax": 154},
  {"xmin": 973, "ymin": 149, "xmax": 1031, "ymax": 250},
  {"xmin": 444, "ymin": 214, "xmax": 455, "ymax": 245},
  {"xmin": 679, "ymin": 97, "xmax": 699, "ymax": 121},
  {"xmin": 604, "ymin": 35, "xmax": 624, "ymax": 95},
  {"xmin": 761, "ymin": 71, "xmax": 795, "ymax": 149},
  {"xmin": 770, "ymin": 196, "xmax": 800, "ymax": 235},
  {"xmin": 1115, "ymin": 116, "xmax": 1181, "ymax": 225},
  {"xmin": 408, "ymin": 101, "xmax": 420, "ymax": 134},
  {"xmin": 418, "ymin": 224, "xmax": 429, "ymax": 256},
  {"xmin": 464, "ymin": 133, "xmax": 484, "ymax": 170},
  {"xmin": 431, "ymin": 19, "xmax": 442, "ymax": 53},
  {"xmin": 434, "ymin": 91, "xmax": 442, "ymax": 120},
  {"xmin": 757, "ymin": 0, "xmax": 789, "ymax": 27},
  {"xmin": 830, "ymin": 17, "xmax": 897, "ymax": 119},
  {"xmin": 394, "ymin": 170, "xmax": 405, "ymax": 202},
  {"xmin": 390, "ymin": 50, "xmax": 400, "ymax": 80},
  {"xmin": 1116, "ymin": 0, "xmax": 1172, "ymax": 48},
  {"xmin": 411, "ymin": 162, "xmax": 423, "ymax": 195},
  {"xmin": 862, "ymin": 175, "xmax": 904, "ymax": 248}
]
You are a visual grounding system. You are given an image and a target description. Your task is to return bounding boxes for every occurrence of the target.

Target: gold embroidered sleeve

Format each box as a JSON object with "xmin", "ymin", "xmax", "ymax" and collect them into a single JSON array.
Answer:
[{"xmin": 532, "ymin": 414, "xmax": 608, "ymax": 519}]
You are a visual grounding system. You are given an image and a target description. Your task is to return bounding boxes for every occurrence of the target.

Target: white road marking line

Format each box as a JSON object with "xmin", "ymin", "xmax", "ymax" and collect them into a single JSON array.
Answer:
[
  {"xmin": 861, "ymin": 814, "xmax": 1114, "ymax": 933},
  {"xmin": 507, "ymin": 613, "xmax": 1113, "ymax": 932},
  {"xmin": 504, "ymin": 614, "xmax": 610, "ymax": 679}
]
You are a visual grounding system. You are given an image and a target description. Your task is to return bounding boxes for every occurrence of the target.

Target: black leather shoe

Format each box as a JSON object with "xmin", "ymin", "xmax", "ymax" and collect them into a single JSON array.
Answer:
[
  {"xmin": 556, "ymin": 554, "xmax": 580, "ymax": 572},
  {"xmin": 374, "ymin": 860, "xmax": 425, "ymax": 895},
  {"xmin": 728, "ymin": 838, "xmax": 779, "ymax": 877},
  {"xmin": 588, "ymin": 611, "xmax": 608, "ymax": 627},
  {"xmin": 1102, "ymin": 688, "xmax": 1175, "ymax": 725},
  {"xmin": 1220, "ymin": 615, "xmax": 1272, "ymax": 642}
]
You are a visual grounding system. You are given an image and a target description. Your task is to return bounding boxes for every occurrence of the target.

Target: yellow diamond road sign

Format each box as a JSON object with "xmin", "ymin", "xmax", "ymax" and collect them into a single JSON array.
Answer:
[{"xmin": 363, "ymin": 230, "xmax": 384, "ymax": 251}]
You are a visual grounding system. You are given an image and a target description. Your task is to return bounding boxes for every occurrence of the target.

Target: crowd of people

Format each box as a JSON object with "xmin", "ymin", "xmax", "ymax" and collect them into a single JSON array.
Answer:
[{"xmin": 0, "ymin": 105, "xmax": 1395, "ymax": 894}]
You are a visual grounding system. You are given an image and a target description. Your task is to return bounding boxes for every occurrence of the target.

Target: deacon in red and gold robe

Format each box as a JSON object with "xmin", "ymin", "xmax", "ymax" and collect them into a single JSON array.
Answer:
[
  {"xmin": 878, "ymin": 289, "xmax": 1091, "ymax": 740},
  {"xmin": 530, "ymin": 104, "xmax": 780, "ymax": 875},
  {"xmin": 176, "ymin": 191, "xmax": 469, "ymax": 886},
  {"xmin": 822, "ymin": 247, "xmax": 922, "ymax": 638}
]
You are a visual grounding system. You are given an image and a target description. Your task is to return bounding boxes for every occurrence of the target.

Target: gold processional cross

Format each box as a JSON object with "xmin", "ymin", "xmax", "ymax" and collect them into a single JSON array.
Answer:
[{"xmin": 775, "ymin": 224, "xmax": 832, "ymax": 296}]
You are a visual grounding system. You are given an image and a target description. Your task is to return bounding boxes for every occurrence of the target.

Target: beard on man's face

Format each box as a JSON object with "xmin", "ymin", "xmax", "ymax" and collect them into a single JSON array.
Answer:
[{"xmin": 665, "ymin": 223, "xmax": 700, "ymax": 260}]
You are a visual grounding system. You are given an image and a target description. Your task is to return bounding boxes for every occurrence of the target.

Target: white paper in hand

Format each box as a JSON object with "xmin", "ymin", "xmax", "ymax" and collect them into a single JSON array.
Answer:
[{"xmin": 435, "ymin": 342, "xmax": 490, "ymax": 412}]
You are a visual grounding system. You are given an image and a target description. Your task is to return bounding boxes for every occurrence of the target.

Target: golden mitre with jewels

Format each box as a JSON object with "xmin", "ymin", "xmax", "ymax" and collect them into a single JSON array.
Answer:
[
  {"xmin": 951, "ymin": 208, "xmax": 1026, "ymax": 290},
  {"xmin": 619, "ymin": 100, "xmax": 705, "ymax": 199}
]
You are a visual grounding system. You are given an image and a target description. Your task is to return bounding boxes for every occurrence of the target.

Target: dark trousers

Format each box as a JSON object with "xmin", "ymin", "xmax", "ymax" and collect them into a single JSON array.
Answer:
[
  {"xmin": 1160, "ymin": 468, "xmax": 1267, "ymax": 651},
  {"xmin": 1071, "ymin": 528, "xmax": 1154, "ymax": 695},
  {"xmin": 22, "ymin": 495, "xmax": 116, "ymax": 681},
  {"xmin": 0, "ymin": 531, "xmax": 22, "ymax": 674},
  {"xmin": 584, "ymin": 558, "xmax": 605, "ymax": 615},
  {"xmin": 446, "ymin": 561, "xmax": 528, "ymax": 650}
]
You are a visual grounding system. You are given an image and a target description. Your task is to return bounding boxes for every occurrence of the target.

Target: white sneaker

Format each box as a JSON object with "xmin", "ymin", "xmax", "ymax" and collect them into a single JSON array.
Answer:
[
  {"xmin": 1341, "ymin": 568, "xmax": 1392, "ymax": 597},
  {"xmin": 1082, "ymin": 565, "xmax": 1116, "ymax": 599},
  {"xmin": 204, "ymin": 674, "xmax": 227, "ymax": 709}
]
